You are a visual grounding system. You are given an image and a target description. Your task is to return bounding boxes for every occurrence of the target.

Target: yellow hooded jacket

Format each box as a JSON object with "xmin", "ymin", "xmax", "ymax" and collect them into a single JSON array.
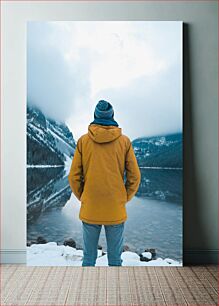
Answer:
[{"xmin": 68, "ymin": 124, "xmax": 141, "ymax": 225}]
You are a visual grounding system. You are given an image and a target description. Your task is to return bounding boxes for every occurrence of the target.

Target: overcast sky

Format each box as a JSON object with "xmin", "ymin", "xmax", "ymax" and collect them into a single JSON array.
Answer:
[{"xmin": 27, "ymin": 21, "xmax": 182, "ymax": 141}]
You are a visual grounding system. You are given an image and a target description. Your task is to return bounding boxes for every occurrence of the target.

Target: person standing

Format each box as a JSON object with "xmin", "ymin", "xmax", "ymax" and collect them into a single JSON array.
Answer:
[{"xmin": 68, "ymin": 100, "xmax": 141, "ymax": 266}]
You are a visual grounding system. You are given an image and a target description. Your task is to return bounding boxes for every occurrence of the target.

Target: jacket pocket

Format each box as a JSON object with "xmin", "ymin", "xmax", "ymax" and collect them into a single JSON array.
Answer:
[
  {"xmin": 79, "ymin": 191, "xmax": 84, "ymax": 201},
  {"xmin": 121, "ymin": 183, "xmax": 128, "ymax": 203}
]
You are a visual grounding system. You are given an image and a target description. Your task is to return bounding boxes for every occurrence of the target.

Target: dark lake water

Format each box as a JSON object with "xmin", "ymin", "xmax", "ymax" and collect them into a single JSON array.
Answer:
[{"xmin": 27, "ymin": 167, "xmax": 182, "ymax": 262}]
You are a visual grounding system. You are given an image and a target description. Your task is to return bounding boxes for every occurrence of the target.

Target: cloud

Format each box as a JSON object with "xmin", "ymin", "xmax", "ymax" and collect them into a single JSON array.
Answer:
[
  {"xmin": 61, "ymin": 21, "xmax": 175, "ymax": 97},
  {"xmin": 27, "ymin": 21, "xmax": 182, "ymax": 141},
  {"xmin": 94, "ymin": 59, "xmax": 182, "ymax": 140},
  {"xmin": 27, "ymin": 22, "xmax": 91, "ymax": 123}
]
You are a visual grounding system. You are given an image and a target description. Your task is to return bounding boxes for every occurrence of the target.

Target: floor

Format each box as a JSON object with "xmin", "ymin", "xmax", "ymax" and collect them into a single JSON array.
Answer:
[{"xmin": 1, "ymin": 264, "xmax": 218, "ymax": 305}]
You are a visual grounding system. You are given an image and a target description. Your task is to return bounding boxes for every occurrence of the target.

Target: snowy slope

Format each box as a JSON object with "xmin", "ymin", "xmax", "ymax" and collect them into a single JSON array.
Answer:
[
  {"xmin": 132, "ymin": 132, "xmax": 182, "ymax": 168},
  {"xmin": 27, "ymin": 104, "xmax": 76, "ymax": 165}
]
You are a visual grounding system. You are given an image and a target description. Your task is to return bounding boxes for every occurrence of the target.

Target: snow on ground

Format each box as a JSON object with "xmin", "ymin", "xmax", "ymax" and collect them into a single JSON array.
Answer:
[{"xmin": 27, "ymin": 242, "xmax": 182, "ymax": 266}]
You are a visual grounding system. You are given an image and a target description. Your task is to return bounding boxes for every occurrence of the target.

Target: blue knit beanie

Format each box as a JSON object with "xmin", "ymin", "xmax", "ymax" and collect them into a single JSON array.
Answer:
[{"xmin": 94, "ymin": 100, "xmax": 114, "ymax": 119}]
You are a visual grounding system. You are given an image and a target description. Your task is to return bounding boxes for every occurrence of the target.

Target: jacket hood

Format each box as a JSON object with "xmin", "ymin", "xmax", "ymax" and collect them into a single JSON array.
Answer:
[{"xmin": 88, "ymin": 124, "xmax": 122, "ymax": 143}]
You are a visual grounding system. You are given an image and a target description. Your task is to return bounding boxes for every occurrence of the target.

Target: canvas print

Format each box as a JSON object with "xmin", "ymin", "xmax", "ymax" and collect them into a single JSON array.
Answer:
[{"xmin": 26, "ymin": 21, "xmax": 183, "ymax": 266}]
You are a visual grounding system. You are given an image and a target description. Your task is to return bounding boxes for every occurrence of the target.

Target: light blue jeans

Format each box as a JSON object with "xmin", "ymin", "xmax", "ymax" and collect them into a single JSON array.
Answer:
[{"xmin": 81, "ymin": 221, "xmax": 125, "ymax": 266}]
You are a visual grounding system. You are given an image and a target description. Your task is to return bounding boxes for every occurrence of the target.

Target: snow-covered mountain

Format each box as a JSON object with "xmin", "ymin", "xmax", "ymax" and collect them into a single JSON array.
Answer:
[
  {"xmin": 132, "ymin": 132, "xmax": 182, "ymax": 168},
  {"xmin": 27, "ymin": 104, "xmax": 76, "ymax": 165}
]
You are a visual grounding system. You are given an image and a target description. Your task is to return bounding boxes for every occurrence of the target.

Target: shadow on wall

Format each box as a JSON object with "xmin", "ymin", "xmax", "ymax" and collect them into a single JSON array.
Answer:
[{"xmin": 183, "ymin": 23, "xmax": 206, "ymax": 264}]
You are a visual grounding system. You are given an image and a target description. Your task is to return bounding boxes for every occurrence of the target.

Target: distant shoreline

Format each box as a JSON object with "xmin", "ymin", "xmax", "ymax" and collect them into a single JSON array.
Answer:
[{"xmin": 27, "ymin": 165, "xmax": 183, "ymax": 170}]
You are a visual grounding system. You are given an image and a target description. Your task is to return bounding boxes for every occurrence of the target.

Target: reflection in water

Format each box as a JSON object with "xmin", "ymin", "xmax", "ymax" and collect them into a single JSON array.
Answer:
[
  {"xmin": 27, "ymin": 167, "xmax": 71, "ymax": 222},
  {"xmin": 137, "ymin": 168, "xmax": 182, "ymax": 203},
  {"xmin": 27, "ymin": 168, "xmax": 182, "ymax": 261}
]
